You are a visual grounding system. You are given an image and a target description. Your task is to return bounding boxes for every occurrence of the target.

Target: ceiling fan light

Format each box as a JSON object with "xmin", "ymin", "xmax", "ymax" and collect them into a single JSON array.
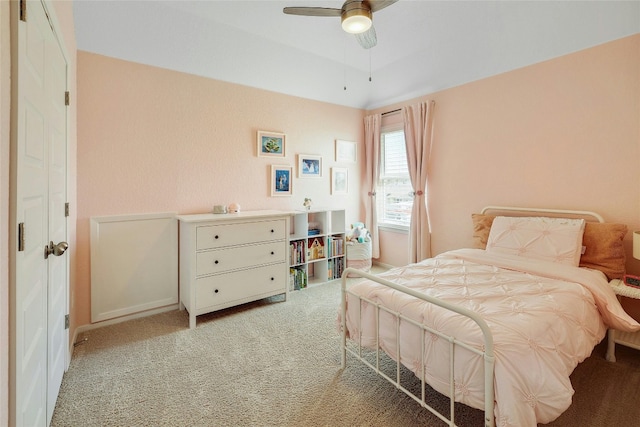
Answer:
[{"xmin": 341, "ymin": 8, "xmax": 372, "ymax": 34}]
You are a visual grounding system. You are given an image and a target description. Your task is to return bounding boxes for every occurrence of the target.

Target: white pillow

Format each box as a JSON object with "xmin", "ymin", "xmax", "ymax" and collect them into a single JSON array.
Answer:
[{"xmin": 486, "ymin": 216, "xmax": 586, "ymax": 266}]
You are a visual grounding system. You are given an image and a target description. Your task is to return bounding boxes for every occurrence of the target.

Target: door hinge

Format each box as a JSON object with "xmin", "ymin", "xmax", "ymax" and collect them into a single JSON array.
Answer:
[
  {"xmin": 19, "ymin": 0, "xmax": 26, "ymax": 22},
  {"xmin": 65, "ymin": 202, "xmax": 70, "ymax": 217},
  {"xmin": 65, "ymin": 314, "xmax": 70, "ymax": 330},
  {"xmin": 64, "ymin": 91, "xmax": 70, "ymax": 106},
  {"xmin": 18, "ymin": 223, "xmax": 25, "ymax": 252}
]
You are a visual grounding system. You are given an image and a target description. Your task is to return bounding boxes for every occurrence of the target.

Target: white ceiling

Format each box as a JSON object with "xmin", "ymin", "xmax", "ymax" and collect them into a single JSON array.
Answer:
[{"xmin": 73, "ymin": 1, "xmax": 640, "ymax": 110}]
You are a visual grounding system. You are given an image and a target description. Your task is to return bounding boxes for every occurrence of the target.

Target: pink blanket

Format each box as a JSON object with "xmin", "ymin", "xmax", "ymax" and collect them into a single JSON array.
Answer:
[{"xmin": 344, "ymin": 249, "xmax": 640, "ymax": 426}]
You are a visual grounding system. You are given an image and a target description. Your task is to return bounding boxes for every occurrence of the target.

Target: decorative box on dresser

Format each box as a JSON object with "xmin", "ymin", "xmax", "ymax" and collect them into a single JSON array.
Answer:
[{"xmin": 177, "ymin": 210, "xmax": 291, "ymax": 329}]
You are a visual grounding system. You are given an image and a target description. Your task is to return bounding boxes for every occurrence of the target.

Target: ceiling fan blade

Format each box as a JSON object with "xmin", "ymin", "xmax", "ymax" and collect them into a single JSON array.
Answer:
[
  {"xmin": 355, "ymin": 25, "xmax": 377, "ymax": 49},
  {"xmin": 283, "ymin": 7, "xmax": 342, "ymax": 17},
  {"xmin": 369, "ymin": 0, "xmax": 399, "ymax": 13}
]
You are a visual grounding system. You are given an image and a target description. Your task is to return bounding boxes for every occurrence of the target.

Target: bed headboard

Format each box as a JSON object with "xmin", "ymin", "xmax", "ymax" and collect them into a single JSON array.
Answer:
[{"xmin": 480, "ymin": 206, "xmax": 604, "ymax": 223}]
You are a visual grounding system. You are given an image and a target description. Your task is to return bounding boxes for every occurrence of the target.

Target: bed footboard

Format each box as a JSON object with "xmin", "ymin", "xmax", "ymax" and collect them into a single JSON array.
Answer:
[{"xmin": 340, "ymin": 268, "xmax": 496, "ymax": 427}]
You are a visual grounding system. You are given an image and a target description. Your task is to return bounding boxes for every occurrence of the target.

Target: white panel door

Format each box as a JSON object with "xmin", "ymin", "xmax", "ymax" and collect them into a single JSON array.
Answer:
[
  {"xmin": 45, "ymin": 8, "xmax": 68, "ymax": 424},
  {"xmin": 13, "ymin": 1, "xmax": 68, "ymax": 425},
  {"xmin": 15, "ymin": 1, "xmax": 49, "ymax": 424}
]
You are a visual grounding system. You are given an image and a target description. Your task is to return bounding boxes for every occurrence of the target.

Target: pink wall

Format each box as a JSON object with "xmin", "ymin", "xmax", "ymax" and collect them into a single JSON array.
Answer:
[
  {"xmin": 376, "ymin": 229, "xmax": 409, "ymax": 267},
  {"xmin": 76, "ymin": 52, "xmax": 365, "ymax": 327},
  {"xmin": 77, "ymin": 34, "xmax": 640, "ymax": 326},
  {"xmin": 371, "ymin": 35, "xmax": 640, "ymax": 277}
]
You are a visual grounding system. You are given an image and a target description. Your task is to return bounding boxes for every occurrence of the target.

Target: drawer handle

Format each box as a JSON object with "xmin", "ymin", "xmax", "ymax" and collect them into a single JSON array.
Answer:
[
  {"xmin": 214, "ymin": 235, "xmax": 219, "ymax": 239},
  {"xmin": 214, "ymin": 289, "xmax": 219, "ymax": 294},
  {"xmin": 271, "ymin": 229, "xmax": 274, "ymax": 233},
  {"xmin": 270, "ymin": 277, "xmax": 274, "ymax": 281},
  {"xmin": 271, "ymin": 251, "xmax": 274, "ymax": 255},
  {"xmin": 214, "ymin": 260, "xmax": 219, "ymax": 264}
]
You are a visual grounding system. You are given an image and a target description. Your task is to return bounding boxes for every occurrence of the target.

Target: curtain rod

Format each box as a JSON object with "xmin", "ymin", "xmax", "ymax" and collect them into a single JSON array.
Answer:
[{"xmin": 381, "ymin": 109, "xmax": 401, "ymax": 116}]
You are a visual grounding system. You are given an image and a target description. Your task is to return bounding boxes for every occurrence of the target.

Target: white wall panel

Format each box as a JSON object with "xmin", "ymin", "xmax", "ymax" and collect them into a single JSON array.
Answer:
[{"xmin": 90, "ymin": 212, "xmax": 177, "ymax": 323}]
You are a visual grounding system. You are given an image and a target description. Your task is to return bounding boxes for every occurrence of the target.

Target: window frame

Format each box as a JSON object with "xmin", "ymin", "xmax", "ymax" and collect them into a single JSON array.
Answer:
[{"xmin": 376, "ymin": 124, "xmax": 412, "ymax": 232}]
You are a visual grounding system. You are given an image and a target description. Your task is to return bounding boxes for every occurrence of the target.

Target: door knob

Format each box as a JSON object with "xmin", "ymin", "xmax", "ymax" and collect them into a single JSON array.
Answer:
[{"xmin": 44, "ymin": 241, "xmax": 69, "ymax": 259}]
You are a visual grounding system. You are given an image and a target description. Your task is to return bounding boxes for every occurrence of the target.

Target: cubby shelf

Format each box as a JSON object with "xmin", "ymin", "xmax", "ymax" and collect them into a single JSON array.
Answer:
[{"xmin": 288, "ymin": 209, "xmax": 346, "ymax": 290}]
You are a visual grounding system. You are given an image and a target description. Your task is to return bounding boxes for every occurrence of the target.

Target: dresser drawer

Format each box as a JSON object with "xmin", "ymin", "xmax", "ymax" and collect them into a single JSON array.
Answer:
[
  {"xmin": 195, "ymin": 264, "xmax": 286, "ymax": 310},
  {"xmin": 196, "ymin": 241, "xmax": 285, "ymax": 276},
  {"xmin": 196, "ymin": 219, "xmax": 285, "ymax": 250}
]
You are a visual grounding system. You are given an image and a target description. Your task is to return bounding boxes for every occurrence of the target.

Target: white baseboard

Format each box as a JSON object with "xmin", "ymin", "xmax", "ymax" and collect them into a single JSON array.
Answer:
[
  {"xmin": 372, "ymin": 260, "xmax": 394, "ymax": 270},
  {"xmin": 71, "ymin": 304, "xmax": 180, "ymax": 346}
]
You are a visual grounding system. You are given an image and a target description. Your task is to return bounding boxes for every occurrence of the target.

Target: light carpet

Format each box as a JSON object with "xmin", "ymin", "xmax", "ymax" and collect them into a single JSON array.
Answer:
[{"xmin": 52, "ymin": 278, "xmax": 640, "ymax": 427}]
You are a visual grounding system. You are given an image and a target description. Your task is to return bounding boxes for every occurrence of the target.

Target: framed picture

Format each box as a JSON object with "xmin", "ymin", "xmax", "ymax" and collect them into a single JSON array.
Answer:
[
  {"xmin": 257, "ymin": 131, "xmax": 286, "ymax": 157},
  {"xmin": 331, "ymin": 167, "xmax": 348, "ymax": 195},
  {"xmin": 298, "ymin": 154, "xmax": 322, "ymax": 178},
  {"xmin": 335, "ymin": 139, "xmax": 357, "ymax": 163},
  {"xmin": 271, "ymin": 165, "xmax": 293, "ymax": 197}
]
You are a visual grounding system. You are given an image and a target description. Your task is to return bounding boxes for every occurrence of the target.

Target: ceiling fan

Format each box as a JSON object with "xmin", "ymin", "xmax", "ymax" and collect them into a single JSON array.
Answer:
[{"xmin": 283, "ymin": 0, "xmax": 399, "ymax": 49}]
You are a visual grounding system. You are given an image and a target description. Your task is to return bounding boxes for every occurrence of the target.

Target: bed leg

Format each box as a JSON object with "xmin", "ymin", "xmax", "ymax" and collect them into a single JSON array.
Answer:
[
  {"xmin": 341, "ymin": 272, "xmax": 348, "ymax": 369},
  {"xmin": 606, "ymin": 329, "xmax": 617, "ymax": 362},
  {"xmin": 484, "ymin": 352, "xmax": 495, "ymax": 427}
]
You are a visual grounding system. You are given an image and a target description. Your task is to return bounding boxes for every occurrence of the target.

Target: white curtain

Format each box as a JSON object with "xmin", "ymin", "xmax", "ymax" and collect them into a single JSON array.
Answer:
[
  {"xmin": 402, "ymin": 101, "xmax": 435, "ymax": 262},
  {"xmin": 363, "ymin": 114, "xmax": 381, "ymax": 259}
]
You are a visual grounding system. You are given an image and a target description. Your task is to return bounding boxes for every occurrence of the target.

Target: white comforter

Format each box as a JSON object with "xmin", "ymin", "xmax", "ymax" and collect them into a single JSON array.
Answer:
[{"xmin": 344, "ymin": 249, "xmax": 640, "ymax": 426}]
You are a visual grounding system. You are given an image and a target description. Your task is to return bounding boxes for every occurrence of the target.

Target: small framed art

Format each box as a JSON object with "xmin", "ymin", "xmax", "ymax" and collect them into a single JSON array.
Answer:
[
  {"xmin": 298, "ymin": 154, "xmax": 322, "ymax": 178},
  {"xmin": 271, "ymin": 165, "xmax": 293, "ymax": 196},
  {"xmin": 331, "ymin": 167, "xmax": 348, "ymax": 195},
  {"xmin": 258, "ymin": 131, "xmax": 286, "ymax": 157},
  {"xmin": 335, "ymin": 139, "xmax": 357, "ymax": 163}
]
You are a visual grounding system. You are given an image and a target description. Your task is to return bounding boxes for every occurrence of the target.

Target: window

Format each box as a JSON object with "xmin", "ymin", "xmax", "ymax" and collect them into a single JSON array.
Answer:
[{"xmin": 377, "ymin": 128, "xmax": 413, "ymax": 229}]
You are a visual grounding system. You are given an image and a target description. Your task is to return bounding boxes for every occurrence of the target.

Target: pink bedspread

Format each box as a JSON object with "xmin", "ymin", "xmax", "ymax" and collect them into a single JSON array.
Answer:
[{"xmin": 344, "ymin": 249, "xmax": 640, "ymax": 426}]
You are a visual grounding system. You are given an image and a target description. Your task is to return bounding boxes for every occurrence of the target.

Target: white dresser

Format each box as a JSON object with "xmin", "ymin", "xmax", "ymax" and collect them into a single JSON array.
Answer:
[{"xmin": 177, "ymin": 210, "xmax": 290, "ymax": 328}]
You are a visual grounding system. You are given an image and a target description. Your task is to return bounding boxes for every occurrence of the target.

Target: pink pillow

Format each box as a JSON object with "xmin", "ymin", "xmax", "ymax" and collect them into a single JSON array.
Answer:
[{"xmin": 486, "ymin": 216, "xmax": 586, "ymax": 267}]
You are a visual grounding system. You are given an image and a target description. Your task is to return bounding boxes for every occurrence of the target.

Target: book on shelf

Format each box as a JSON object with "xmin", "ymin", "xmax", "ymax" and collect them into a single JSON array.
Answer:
[
  {"xmin": 289, "ymin": 267, "xmax": 307, "ymax": 291},
  {"xmin": 327, "ymin": 257, "xmax": 344, "ymax": 281},
  {"xmin": 326, "ymin": 236, "xmax": 344, "ymax": 258},
  {"xmin": 308, "ymin": 221, "xmax": 321, "ymax": 236},
  {"xmin": 289, "ymin": 240, "xmax": 305, "ymax": 265}
]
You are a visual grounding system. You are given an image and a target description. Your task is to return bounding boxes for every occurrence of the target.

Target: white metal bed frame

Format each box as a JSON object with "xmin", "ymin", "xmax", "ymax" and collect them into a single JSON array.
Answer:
[
  {"xmin": 340, "ymin": 206, "xmax": 605, "ymax": 427},
  {"xmin": 341, "ymin": 269, "xmax": 495, "ymax": 427}
]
